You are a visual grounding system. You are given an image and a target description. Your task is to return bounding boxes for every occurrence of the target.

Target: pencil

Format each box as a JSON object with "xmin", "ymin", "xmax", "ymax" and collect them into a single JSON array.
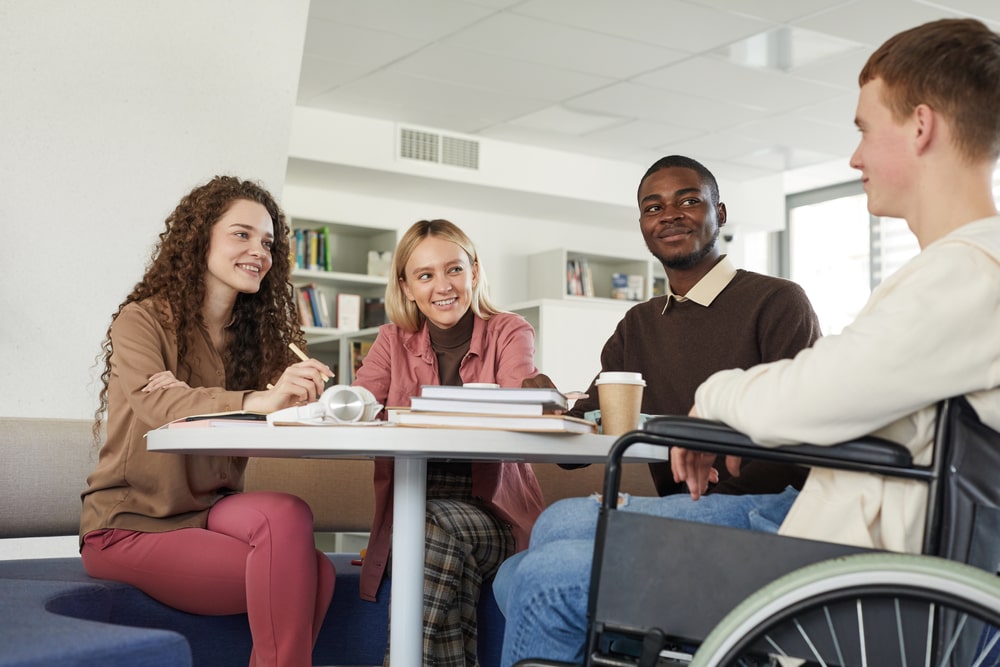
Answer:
[{"xmin": 289, "ymin": 342, "xmax": 331, "ymax": 382}]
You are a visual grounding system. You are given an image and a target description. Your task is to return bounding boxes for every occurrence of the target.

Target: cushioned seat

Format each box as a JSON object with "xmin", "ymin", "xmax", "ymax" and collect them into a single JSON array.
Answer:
[
  {"xmin": 0, "ymin": 579, "xmax": 191, "ymax": 667},
  {"xmin": 0, "ymin": 554, "xmax": 504, "ymax": 667}
]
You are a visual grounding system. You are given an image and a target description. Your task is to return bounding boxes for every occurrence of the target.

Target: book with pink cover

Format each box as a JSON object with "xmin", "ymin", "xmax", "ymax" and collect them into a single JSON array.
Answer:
[{"xmin": 393, "ymin": 411, "xmax": 596, "ymax": 434}]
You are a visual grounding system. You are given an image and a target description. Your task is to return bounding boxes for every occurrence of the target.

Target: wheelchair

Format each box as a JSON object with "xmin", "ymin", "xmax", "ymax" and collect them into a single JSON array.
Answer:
[{"xmin": 516, "ymin": 396, "xmax": 1000, "ymax": 667}]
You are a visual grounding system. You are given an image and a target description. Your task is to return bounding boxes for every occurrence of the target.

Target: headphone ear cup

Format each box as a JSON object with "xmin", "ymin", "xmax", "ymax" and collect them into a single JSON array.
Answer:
[
  {"xmin": 352, "ymin": 385, "xmax": 382, "ymax": 421},
  {"xmin": 319, "ymin": 385, "xmax": 366, "ymax": 422}
]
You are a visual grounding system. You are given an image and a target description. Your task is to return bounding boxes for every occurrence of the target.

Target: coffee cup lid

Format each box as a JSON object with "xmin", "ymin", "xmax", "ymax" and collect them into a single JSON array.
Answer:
[{"xmin": 595, "ymin": 371, "xmax": 646, "ymax": 386}]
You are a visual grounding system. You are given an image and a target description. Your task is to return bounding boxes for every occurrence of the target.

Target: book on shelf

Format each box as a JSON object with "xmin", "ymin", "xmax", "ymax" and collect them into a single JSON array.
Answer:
[
  {"xmin": 611, "ymin": 272, "xmax": 629, "ymax": 299},
  {"xmin": 363, "ymin": 297, "xmax": 389, "ymax": 328},
  {"xmin": 305, "ymin": 229, "xmax": 319, "ymax": 270},
  {"xmin": 409, "ymin": 396, "xmax": 544, "ymax": 416},
  {"xmin": 627, "ymin": 274, "xmax": 645, "ymax": 301},
  {"xmin": 314, "ymin": 285, "xmax": 332, "ymax": 328},
  {"xmin": 581, "ymin": 260, "xmax": 594, "ymax": 297},
  {"xmin": 393, "ymin": 411, "xmax": 596, "ymax": 434},
  {"xmin": 565, "ymin": 258, "xmax": 594, "ymax": 297},
  {"xmin": 293, "ymin": 226, "xmax": 332, "ymax": 272},
  {"xmin": 293, "ymin": 228, "xmax": 305, "ymax": 270},
  {"xmin": 337, "ymin": 293, "xmax": 362, "ymax": 331},
  {"xmin": 652, "ymin": 276, "xmax": 667, "ymax": 297},
  {"xmin": 296, "ymin": 287, "xmax": 312, "ymax": 327},
  {"xmin": 296, "ymin": 284, "xmax": 331, "ymax": 328},
  {"xmin": 418, "ymin": 385, "xmax": 568, "ymax": 412},
  {"xmin": 350, "ymin": 339, "xmax": 374, "ymax": 382}
]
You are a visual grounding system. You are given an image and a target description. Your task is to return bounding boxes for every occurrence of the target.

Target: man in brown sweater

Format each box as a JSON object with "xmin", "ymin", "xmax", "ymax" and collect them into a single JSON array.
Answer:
[
  {"xmin": 493, "ymin": 155, "xmax": 821, "ymax": 619},
  {"xmin": 568, "ymin": 154, "xmax": 821, "ymax": 496}
]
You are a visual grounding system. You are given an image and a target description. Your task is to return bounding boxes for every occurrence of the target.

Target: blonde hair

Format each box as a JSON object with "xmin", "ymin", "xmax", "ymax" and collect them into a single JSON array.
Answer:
[{"xmin": 385, "ymin": 219, "xmax": 500, "ymax": 332}]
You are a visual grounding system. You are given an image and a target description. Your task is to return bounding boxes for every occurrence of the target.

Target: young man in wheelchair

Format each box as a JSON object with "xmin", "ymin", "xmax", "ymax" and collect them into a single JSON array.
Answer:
[{"xmin": 499, "ymin": 17, "xmax": 1000, "ymax": 667}]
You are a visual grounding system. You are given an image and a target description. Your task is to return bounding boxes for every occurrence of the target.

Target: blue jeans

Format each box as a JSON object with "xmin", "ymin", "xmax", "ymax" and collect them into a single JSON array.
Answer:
[{"xmin": 496, "ymin": 487, "xmax": 799, "ymax": 666}]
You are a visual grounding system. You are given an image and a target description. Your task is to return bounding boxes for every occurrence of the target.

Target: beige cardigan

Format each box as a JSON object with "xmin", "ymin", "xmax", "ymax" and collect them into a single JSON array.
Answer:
[{"xmin": 696, "ymin": 217, "xmax": 1000, "ymax": 553}]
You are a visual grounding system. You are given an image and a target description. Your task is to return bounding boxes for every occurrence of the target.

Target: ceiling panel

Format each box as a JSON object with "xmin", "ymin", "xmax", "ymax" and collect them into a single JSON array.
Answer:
[
  {"xmin": 383, "ymin": 44, "xmax": 614, "ymax": 100},
  {"xmin": 307, "ymin": 0, "xmax": 494, "ymax": 40},
  {"xmin": 634, "ymin": 56, "xmax": 848, "ymax": 112},
  {"xmin": 308, "ymin": 69, "xmax": 547, "ymax": 132},
  {"xmin": 296, "ymin": 0, "xmax": 1000, "ymax": 187},
  {"xmin": 511, "ymin": 0, "xmax": 774, "ymax": 51},
  {"xmin": 441, "ymin": 12, "xmax": 690, "ymax": 79},
  {"xmin": 685, "ymin": 0, "xmax": 860, "ymax": 23},
  {"xmin": 794, "ymin": 0, "xmax": 960, "ymax": 46},
  {"xmin": 567, "ymin": 82, "xmax": 766, "ymax": 132}
]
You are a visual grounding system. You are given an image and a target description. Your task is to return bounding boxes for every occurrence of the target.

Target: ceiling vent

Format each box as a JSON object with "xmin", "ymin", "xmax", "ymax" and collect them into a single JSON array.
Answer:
[{"xmin": 399, "ymin": 128, "xmax": 479, "ymax": 170}]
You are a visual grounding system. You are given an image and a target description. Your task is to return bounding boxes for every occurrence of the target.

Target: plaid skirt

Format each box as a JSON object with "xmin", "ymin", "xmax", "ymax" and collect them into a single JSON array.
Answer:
[{"xmin": 384, "ymin": 465, "xmax": 515, "ymax": 667}]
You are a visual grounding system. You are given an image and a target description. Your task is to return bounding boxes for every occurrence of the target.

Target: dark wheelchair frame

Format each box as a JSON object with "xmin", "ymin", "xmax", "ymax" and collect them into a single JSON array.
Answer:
[{"xmin": 516, "ymin": 396, "xmax": 1000, "ymax": 666}]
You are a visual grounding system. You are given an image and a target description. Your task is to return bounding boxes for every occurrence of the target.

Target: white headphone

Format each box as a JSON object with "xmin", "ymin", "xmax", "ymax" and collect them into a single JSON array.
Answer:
[{"xmin": 266, "ymin": 385, "xmax": 382, "ymax": 424}]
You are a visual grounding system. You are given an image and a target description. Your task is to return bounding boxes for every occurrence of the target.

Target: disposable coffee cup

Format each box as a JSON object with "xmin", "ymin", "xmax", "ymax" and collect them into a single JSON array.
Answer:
[{"xmin": 594, "ymin": 372, "xmax": 645, "ymax": 436}]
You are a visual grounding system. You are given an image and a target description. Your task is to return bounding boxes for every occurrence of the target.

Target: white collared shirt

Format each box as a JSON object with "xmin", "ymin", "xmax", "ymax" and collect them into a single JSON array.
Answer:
[{"xmin": 662, "ymin": 255, "xmax": 737, "ymax": 313}]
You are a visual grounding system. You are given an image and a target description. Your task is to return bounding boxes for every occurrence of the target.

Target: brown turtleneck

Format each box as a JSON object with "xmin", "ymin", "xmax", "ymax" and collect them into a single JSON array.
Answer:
[
  {"xmin": 426, "ymin": 308, "xmax": 475, "ymax": 476},
  {"xmin": 426, "ymin": 308, "xmax": 474, "ymax": 386}
]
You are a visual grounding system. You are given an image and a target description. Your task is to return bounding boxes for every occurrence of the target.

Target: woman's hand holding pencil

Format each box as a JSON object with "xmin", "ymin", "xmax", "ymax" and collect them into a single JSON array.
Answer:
[{"xmin": 252, "ymin": 343, "xmax": 334, "ymax": 412}]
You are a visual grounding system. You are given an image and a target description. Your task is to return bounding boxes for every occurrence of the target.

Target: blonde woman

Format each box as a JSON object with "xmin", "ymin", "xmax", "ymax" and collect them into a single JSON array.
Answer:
[{"xmin": 354, "ymin": 219, "xmax": 545, "ymax": 666}]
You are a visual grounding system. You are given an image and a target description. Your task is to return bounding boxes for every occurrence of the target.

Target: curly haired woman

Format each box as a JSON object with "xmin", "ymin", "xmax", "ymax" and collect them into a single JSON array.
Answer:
[{"xmin": 80, "ymin": 176, "xmax": 336, "ymax": 667}]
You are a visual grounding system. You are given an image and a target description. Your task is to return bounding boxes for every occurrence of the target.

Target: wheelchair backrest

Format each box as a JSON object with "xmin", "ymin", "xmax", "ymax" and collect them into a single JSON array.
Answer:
[{"xmin": 927, "ymin": 396, "xmax": 1000, "ymax": 575}]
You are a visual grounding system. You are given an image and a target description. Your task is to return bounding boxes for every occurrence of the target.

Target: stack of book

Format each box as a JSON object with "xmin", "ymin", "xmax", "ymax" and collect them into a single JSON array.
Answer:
[
  {"xmin": 395, "ymin": 385, "xmax": 596, "ymax": 434},
  {"xmin": 297, "ymin": 283, "xmax": 331, "ymax": 328},
  {"xmin": 292, "ymin": 227, "xmax": 332, "ymax": 272},
  {"xmin": 566, "ymin": 258, "xmax": 595, "ymax": 297}
]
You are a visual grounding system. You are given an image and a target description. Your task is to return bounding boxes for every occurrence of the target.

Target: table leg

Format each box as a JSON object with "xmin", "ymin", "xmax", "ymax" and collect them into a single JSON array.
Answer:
[{"xmin": 390, "ymin": 457, "xmax": 426, "ymax": 667}]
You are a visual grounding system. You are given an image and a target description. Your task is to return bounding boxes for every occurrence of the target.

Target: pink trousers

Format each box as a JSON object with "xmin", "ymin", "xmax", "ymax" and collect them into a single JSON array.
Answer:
[{"xmin": 81, "ymin": 491, "xmax": 335, "ymax": 667}]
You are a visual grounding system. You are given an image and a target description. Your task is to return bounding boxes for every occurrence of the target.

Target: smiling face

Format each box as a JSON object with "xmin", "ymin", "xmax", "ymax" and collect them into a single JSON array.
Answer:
[
  {"xmin": 850, "ymin": 78, "xmax": 914, "ymax": 220},
  {"xmin": 400, "ymin": 235, "xmax": 478, "ymax": 330},
  {"xmin": 638, "ymin": 167, "xmax": 726, "ymax": 271},
  {"xmin": 204, "ymin": 199, "xmax": 274, "ymax": 299}
]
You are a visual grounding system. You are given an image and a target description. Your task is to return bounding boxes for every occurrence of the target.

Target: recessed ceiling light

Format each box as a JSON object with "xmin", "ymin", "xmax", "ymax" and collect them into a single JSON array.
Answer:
[{"xmin": 718, "ymin": 27, "xmax": 861, "ymax": 72}]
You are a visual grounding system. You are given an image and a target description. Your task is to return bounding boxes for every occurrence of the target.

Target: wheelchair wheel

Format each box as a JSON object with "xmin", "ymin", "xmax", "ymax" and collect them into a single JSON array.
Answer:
[{"xmin": 690, "ymin": 552, "xmax": 1000, "ymax": 667}]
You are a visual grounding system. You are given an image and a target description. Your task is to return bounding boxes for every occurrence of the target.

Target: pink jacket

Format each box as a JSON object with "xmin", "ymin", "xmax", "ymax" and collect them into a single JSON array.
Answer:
[{"xmin": 353, "ymin": 312, "xmax": 546, "ymax": 601}]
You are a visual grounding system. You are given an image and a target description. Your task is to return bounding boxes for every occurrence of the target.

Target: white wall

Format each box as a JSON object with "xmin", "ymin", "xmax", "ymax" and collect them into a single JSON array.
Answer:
[{"xmin": 0, "ymin": 0, "xmax": 310, "ymax": 419}]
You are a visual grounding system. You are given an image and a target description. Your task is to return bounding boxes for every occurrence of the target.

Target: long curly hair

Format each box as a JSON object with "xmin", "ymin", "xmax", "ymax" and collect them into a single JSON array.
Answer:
[{"xmin": 93, "ymin": 176, "xmax": 304, "ymax": 440}]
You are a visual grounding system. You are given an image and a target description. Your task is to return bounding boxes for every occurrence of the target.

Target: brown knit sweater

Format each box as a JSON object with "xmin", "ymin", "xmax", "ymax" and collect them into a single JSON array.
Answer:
[{"xmin": 568, "ymin": 268, "xmax": 822, "ymax": 496}]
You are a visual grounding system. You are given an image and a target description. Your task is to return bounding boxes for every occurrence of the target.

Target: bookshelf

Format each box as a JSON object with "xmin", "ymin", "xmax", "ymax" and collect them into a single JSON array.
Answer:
[
  {"xmin": 288, "ymin": 218, "xmax": 397, "ymax": 382},
  {"xmin": 527, "ymin": 249, "xmax": 664, "ymax": 302},
  {"xmin": 510, "ymin": 249, "xmax": 667, "ymax": 392}
]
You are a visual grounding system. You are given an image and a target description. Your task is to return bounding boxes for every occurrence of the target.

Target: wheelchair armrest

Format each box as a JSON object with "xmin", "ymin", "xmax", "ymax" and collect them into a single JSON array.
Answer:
[
  {"xmin": 603, "ymin": 416, "xmax": 926, "ymax": 506},
  {"xmin": 641, "ymin": 415, "xmax": 914, "ymax": 468}
]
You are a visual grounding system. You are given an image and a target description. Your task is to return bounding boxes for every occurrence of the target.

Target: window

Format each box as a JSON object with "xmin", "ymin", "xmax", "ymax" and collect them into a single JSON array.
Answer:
[{"xmin": 785, "ymin": 169, "xmax": 1000, "ymax": 334}]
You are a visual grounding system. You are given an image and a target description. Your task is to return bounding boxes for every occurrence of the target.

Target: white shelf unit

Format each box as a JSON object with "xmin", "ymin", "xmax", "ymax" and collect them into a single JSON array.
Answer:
[
  {"xmin": 514, "ymin": 249, "xmax": 667, "ymax": 392},
  {"xmin": 289, "ymin": 219, "xmax": 398, "ymax": 383},
  {"xmin": 527, "ymin": 248, "xmax": 663, "ymax": 302},
  {"xmin": 508, "ymin": 298, "xmax": 637, "ymax": 394}
]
